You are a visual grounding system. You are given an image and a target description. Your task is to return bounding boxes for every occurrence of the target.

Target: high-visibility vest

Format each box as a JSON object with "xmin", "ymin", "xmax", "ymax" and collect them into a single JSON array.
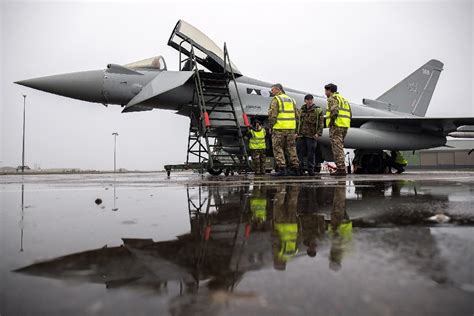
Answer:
[
  {"xmin": 275, "ymin": 223, "xmax": 298, "ymax": 261},
  {"xmin": 250, "ymin": 197, "xmax": 267, "ymax": 222},
  {"xmin": 249, "ymin": 128, "xmax": 266, "ymax": 150},
  {"xmin": 273, "ymin": 94, "xmax": 297, "ymax": 130},
  {"xmin": 325, "ymin": 93, "xmax": 351, "ymax": 128},
  {"xmin": 394, "ymin": 151, "xmax": 408, "ymax": 165},
  {"xmin": 328, "ymin": 221, "xmax": 353, "ymax": 242}
]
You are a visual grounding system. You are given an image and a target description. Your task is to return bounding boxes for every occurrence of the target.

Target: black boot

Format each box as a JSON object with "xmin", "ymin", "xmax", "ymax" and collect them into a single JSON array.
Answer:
[
  {"xmin": 331, "ymin": 168, "xmax": 347, "ymax": 176},
  {"xmin": 396, "ymin": 167, "xmax": 405, "ymax": 174},
  {"xmin": 308, "ymin": 168, "xmax": 315, "ymax": 176},
  {"xmin": 275, "ymin": 167, "xmax": 287, "ymax": 176},
  {"xmin": 288, "ymin": 167, "xmax": 301, "ymax": 176}
]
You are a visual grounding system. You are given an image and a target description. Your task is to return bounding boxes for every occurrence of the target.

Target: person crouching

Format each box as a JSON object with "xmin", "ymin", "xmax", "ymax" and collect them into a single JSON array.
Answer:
[{"xmin": 247, "ymin": 120, "xmax": 267, "ymax": 175}]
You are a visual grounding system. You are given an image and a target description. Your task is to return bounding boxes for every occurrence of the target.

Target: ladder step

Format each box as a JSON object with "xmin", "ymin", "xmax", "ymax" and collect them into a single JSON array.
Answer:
[
  {"xmin": 203, "ymin": 92, "xmax": 231, "ymax": 97},
  {"xmin": 201, "ymin": 77, "xmax": 228, "ymax": 82},
  {"xmin": 205, "ymin": 104, "xmax": 233, "ymax": 108},
  {"xmin": 209, "ymin": 144, "xmax": 243, "ymax": 148},
  {"xmin": 209, "ymin": 118, "xmax": 238, "ymax": 122},
  {"xmin": 198, "ymin": 72, "xmax": 228, "ymax": 80},
  {"xmin": 202, "ymin": 85, "xmax": 229, "ymax": 92},
  {"xmin": 203, "ymin": 89, "xmax": 229, "ymax": 94},
  {"xmin": 207, "ymin": 109, "xmax": 235, "ymax": 113},
  {"xmin": 202, "ymin": 85, "xmax": 227, "ymax": 90},
  {"xmin": 205, "ymin": 101, "xmax": 232, "ymax": 104},
  {"xmin": 201, "ymin": 83, "xmax": 227, "ymax": 88}
]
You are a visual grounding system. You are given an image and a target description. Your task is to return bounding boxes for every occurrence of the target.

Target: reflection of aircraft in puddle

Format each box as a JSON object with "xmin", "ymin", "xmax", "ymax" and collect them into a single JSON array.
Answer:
[
  {"xmin": 14, "ymin": 185, "xmax": 322, "ymax": 290},
  {"xmin": 15, "ymin": 182, "xmax": 468, "ymax": 311}
]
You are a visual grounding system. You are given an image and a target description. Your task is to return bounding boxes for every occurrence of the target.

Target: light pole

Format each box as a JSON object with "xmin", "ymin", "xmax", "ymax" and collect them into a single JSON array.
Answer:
[
  {"xmin": 21, "ymin": 95, "xmax": 27, "ymax": 172},
  {"xmin": 20, "ymin": 184, "xmax": 25, "ymax": 252},
  {"xmin": 112, "ymin": 132, "xmax": 119, "ymax": 172}
]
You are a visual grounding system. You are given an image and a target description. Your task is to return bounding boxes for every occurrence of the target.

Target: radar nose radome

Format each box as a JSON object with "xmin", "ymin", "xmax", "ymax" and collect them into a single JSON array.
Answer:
[{"xmin": 15, "ymin": 70, "xmax": 105, "ymax": 103}]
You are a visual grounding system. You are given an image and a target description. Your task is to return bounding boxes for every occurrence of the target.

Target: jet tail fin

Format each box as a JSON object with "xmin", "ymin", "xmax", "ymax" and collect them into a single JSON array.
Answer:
[{"xmin": 375, "ymin": 59, "xmax": 443, "ymax": 117}]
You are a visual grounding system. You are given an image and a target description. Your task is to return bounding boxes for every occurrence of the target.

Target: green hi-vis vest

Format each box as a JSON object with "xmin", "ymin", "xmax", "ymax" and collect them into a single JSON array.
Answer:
[
  {"xmin": 249, "ymin": 129, "xmax": 266, "ymax": 150},
  {"xmin": 273, "ymin": 94, "xmax": 297, "ymax": 130},
  {"xmin": 394, "ymin": 151, "xmax": 408, "ymax": 165},
  {"xmin": 328, "ymin": 221, "xmax": 353, "ymax": 242},
  {"xmin": 250, "ymin": 197, "xmax": 267, "ymax": 222},
  {"xmin": 275, "ymin": 223, "xmax": 298, "ymax": 261},
  {"xmin": 325, "ymin": 93, "xmax": 352, "ymax": 128}
]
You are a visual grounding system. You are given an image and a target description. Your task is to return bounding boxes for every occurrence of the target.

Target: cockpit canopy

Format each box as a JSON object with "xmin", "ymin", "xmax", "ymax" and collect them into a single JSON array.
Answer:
[
  {"xmin": 168, "ymin": 20, "xmax": 241, "ymax": 76},
  {"xmin": 125, "ymin": 55, "xmax": 167, "ymax": 71}
]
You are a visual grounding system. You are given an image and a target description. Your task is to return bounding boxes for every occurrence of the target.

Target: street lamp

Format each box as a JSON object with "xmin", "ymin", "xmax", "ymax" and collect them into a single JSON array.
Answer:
[
  {"xmin": 112, "ymin": 132, "xmax": 119, "ymax": 172},
  {"xmin": 21, "ymin": 95, "xmax": 27, "ymax": 172}
]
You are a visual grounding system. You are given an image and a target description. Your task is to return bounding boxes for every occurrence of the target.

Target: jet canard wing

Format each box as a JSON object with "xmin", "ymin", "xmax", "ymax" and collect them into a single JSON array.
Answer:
[{"xmin": 122, "ymin": 71, "xmax": 194, "ymax": 113}]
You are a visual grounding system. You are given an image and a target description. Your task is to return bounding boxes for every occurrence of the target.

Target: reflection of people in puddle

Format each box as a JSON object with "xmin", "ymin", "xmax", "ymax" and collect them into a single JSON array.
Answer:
[
  {"xmin": 299, "ymin": 213, "xmax": 325, "ymax": 257},
  {"xmin": 249, "ymin": 186, "xmax": 269, "ymax": 231},
  {"xmin": 272, "ymin": 185, "xmax": 300, "ymax": 271},
  {"xmin": 328, "ymin": 182, "xmax": 352, "ymax": 271},
  {"xmin": 297, "ymin": 186, "xmax": 326, "ymax": 257}
]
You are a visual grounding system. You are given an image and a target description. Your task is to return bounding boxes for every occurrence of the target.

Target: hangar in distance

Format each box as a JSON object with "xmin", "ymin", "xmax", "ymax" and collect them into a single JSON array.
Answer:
[{"xmin": 15, "ymin": 20, "xmax": 474, "ymax": 174}]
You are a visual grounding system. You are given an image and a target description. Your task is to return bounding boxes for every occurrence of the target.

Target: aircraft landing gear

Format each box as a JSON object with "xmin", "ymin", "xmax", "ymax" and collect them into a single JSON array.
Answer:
[
  {"xmin": 207, "ymin": 167, "xmax": 223, "ymax": 176},
  {"xmin": 353, "ymin": 150, "xmax": 386, "ymax": 174}
]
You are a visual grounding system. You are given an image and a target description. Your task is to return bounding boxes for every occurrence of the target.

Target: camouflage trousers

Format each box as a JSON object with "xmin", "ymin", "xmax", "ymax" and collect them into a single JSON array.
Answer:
[
  {"xmin": 251, "ymin": 149, "xmax": 266, "ymax": 175},
  {"xmin": 271, "ymin": 130, "xmax": 299, "ymax": 169},
  {"xmin": 329, "ymin": 127, "xmax": 348, "ymax": 170}
]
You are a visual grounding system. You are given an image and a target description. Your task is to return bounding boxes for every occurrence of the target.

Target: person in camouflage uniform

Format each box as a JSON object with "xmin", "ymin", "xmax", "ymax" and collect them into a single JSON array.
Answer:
[
  {"xmin": 297, "ymin": 186, "xmax": 326, "ymax": 257},
  {"xmin": 296, "ymin": 94, "xmax": 324, "ymax": 176},
  {"xmin": 325, "ymin": 83, "xmax": 351, "ymax": 176},
  {"xmin": 268, "ymin": 83, "xmax": 299, "ymax": 176},
  {"xmin": 328, "ymin": 181, "xmax": 352, "ymax": 271},
  {"xmin": 272, "ymin": 185, "xmax": 300, "ymax": 270}
]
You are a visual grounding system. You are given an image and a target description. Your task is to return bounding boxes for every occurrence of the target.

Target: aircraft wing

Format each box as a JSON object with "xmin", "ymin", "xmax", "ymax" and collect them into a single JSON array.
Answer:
[
  {"xmin": 122, "ymin": 71, "xmax": 194, "ymax": 113},
  {"xmin": 351, "ymin": 116, "xmax": 474, "ymax": 135}
]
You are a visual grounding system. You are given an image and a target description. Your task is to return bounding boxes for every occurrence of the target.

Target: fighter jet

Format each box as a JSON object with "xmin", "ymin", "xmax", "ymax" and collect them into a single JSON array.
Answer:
[{"xmin": 15, "ymin": 20, "xmax": 474, "ymax": 174}]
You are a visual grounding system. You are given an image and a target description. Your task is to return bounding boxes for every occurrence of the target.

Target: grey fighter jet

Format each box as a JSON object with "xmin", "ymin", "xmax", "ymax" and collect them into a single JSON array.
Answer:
[{"xmin": 15, "ymin": 20, "xmax": 474, "ymax": 174}]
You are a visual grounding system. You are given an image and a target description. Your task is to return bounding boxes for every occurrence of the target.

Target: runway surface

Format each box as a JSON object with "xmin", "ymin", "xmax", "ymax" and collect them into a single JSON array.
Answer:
[{"xmin": 1, "ymin": 171, "xmax": 473, "ymax": 315}]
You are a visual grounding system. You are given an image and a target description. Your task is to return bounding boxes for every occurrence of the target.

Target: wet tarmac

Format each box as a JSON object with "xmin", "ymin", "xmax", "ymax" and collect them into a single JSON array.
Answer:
[{"xmin": 1, "ymin": 172, "xmax": 473, "ymax": 315}]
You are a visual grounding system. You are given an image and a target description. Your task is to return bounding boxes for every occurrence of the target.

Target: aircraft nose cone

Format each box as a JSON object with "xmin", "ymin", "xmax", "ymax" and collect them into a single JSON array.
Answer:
[{"xmin": 15, "ymin": 70, "xmax": 105, "ymax": 103}]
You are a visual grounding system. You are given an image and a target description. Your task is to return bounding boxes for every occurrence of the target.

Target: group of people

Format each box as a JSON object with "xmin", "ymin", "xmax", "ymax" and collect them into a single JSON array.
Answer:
[
  {"xmin": 250, "ymin": 183, "xmax": 351, "ymax": 271},
  {"xmin": 247, "ymin": 83, "xmax": 351, "ymax": 176}
]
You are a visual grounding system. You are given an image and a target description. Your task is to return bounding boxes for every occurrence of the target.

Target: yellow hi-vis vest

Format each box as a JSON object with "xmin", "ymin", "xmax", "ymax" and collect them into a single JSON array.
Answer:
[
  {"xmin": 273, "ymin": 94, "xmax": 297, "ymax": 130},
  {"xmin": 394, "ymin": 151, "xmax": 408, "ymax": 165},
  {"xmin": 250, "ymin": 197, "xmax": 267, "ymax": 222},
  {"xmin": 325, "ymin": 93, "xmax": 351, "ymax": 128},
  {"xmin": 275, "ymin": 223, "xmax": 298, "ymax": 261},
  {"xmin": 249, "ymin": 128, "xmax": 266, "ymax": 150},
  {"xmin": 328, "ymin": 221, "xmax": 353, "ymax": 242}
]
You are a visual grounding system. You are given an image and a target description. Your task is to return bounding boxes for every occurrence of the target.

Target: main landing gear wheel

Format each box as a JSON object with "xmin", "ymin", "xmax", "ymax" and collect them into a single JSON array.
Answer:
[
  {"xmin": 207, "ymin": 166, "xmax": 223, "ymax": 176},
  {"xmin": 359, "ymin": 152, "xmax": 386, "ymax": 174},
  {"xmin": 207, "ymin": 168, "xmax": 223, "ymax": 176}
]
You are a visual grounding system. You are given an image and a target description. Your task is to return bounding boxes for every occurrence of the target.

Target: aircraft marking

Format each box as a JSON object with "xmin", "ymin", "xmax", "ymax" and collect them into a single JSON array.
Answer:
[{"xmin": 246, "ymin": 88, "xmax": 271, "ymax": 97}]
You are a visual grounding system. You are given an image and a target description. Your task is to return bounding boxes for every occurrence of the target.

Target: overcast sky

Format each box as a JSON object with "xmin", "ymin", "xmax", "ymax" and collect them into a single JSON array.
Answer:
[{"xmin": 1, "ymin": 0, "xmax": 473, "ymax": 170}]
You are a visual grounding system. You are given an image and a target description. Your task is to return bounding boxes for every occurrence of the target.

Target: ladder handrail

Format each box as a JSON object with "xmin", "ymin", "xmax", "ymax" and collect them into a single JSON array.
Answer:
[
  {"xmin": 223, "ymin": 43, "xmax": 247, "ymax": 118},
  {"xmin": 179, "ymin": 39, "xmax": 213, "ymax": 170},
  {"xmin": 223, "ymin": 43, "xmax": 250, "ymax": 167},
  {"xmin": 179, "ymin": 39, "xmax": 207, "ymax": 129}
]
